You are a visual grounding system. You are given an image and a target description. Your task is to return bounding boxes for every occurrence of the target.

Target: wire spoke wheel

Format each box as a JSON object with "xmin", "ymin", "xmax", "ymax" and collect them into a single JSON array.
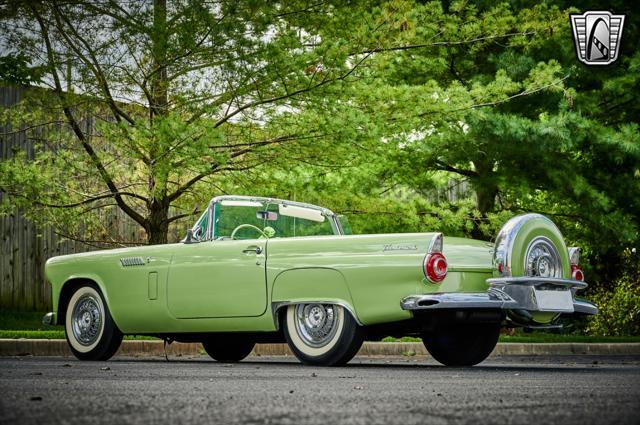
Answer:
[
  {"xmin": 284, "ymin": 303, "xmax": 363, "ymax": 366},
  {"xmin": 64, "ymin": 284, "xmax": 122, "ymax": 361},
  {"xmin": 294, "ymin": 304, "xmax": 340, "ymax": 348},
  {"xmin": 525, "ymin": 237, "xmax": 562, "ymax": 278},
  {"xmin": 71, "ymin": 294, "xmax": 103, "ymax": 346}
]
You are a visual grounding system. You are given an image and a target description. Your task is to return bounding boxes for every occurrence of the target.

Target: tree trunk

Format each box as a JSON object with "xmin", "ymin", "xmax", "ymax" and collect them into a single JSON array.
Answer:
[
  {"xmin": 470, "ymin": 159, "xmax": 498, "ymax": 240},
  {"xmin": 145, "ymin": 0, "xmax": 170, "ymax": 246},
  {"xmin": 150, "ymin": 0, "xmax": 168, "ymax": 120},
  {"xmin": 475, "ymin": 183, "xmax": 497, "ymax": 215},
  {"xmin": 146, "ymin": 199, "xmax": 170, "ymax": 245}
]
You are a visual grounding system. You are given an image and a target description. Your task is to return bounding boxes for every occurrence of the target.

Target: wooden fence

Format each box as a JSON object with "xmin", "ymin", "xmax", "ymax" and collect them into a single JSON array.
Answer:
[{"xmin": 0, "ymin": 86, "xmax": 146, "ymax": 311}]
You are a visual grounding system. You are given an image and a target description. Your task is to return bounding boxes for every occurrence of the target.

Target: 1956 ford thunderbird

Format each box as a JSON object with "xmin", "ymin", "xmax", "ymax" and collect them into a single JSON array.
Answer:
[{"xmin": 43, "ymin": 195, "xmax": 597, "ymax": 366}]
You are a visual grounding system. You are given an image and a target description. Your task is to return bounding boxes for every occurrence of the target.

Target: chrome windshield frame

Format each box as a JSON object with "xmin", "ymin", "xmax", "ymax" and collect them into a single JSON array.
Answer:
[{"xmin": 193, "ymin": 195, "xmax": 342, "ymax": 240}]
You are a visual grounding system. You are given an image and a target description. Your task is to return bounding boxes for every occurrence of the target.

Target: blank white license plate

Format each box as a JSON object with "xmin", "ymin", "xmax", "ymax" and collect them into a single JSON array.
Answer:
[{"xmin": 534, "ymin": 289, "xmax": 574, "ymax": 312}]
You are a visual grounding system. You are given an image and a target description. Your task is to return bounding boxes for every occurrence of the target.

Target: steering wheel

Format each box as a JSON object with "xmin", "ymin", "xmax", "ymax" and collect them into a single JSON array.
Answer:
[{"xmin": 230, "ymin": 224, "xmax": 267, "ymax": 240}]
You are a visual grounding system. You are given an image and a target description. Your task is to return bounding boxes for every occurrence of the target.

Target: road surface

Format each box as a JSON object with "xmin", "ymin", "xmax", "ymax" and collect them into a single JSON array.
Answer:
[{"xmin": 1, "ymin": 355, "xmax": 639, "ymax": 424}]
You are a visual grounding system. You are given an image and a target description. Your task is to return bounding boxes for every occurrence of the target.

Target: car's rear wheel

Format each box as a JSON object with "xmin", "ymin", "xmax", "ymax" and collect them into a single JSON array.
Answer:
[
  {"xmin": 202, "ymin": 335, "xmax": 255, "ymax": 362},
  {"xmin": 284, "ymin": 303, "xmax": 363, "ymax": 366},
  {"xmin": 65, "ymin": 284, "xmax": 122, "ymax": 361},
  {"xmin": 421, "ymin": 324, "xmax": 500, "ymax": 366}
]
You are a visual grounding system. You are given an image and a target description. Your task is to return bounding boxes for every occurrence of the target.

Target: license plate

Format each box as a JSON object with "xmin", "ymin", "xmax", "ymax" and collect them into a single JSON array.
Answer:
[{"xmin": 534, "ymin": 289, "xmax": 574, "ymax": 312}]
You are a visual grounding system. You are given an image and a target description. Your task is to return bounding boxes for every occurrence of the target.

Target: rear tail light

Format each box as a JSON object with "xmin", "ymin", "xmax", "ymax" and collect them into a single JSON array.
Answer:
[
  {"xmin": 571, "ymin": 264, "xmax": 584, "ymax": 281},
  {"xmin": 568, "ymin": 247, "xmax": 584, "ymax": 281},
  {"xmin": 424, "ymin": 252, "xmax": 448, "ymax": 283},
  {"xmin": 424, "ymin": 233, "xmax": 447, "ymax": 283}
]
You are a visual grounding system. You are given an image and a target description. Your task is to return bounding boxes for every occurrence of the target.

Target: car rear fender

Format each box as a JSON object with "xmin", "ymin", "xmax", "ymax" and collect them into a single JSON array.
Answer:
[{"xmin": 270, "ymin": 267, "xmax": 360, "ymax": 329}]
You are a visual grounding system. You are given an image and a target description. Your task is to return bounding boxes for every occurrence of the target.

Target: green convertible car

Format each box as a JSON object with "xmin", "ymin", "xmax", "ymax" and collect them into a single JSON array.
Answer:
[{"xmin": 43, "ymin": 195, "xmax": 597, "ymax": 366}]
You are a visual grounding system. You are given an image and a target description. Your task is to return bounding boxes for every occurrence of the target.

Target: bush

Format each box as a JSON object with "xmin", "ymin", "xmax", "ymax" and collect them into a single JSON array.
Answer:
[{"xmin": 587, "ymin": 279, "xmax": 640, "ymax": 336}]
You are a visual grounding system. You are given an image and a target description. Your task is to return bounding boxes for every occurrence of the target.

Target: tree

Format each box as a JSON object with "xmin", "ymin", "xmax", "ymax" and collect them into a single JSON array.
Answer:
[
  {"xmin": 0, "ymin": 0, "xmax": 380, "ymax": 244},
  {"xmin": 240, "ymin": 0, "xmax": 639, "ymax": 288},
  {"xmin": 349, "ymin": 0, "xmax": 640, "ymax": 284},
  {"xmin": 309, "ymin": 1, "xmax": 578, "ymax": 238}
]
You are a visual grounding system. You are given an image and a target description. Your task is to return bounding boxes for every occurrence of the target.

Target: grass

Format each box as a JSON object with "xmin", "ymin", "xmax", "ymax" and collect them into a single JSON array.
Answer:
[
  {"xmin": 0, "ymin": 310, "xmax": 61, "ymax": 331},
  {"xmin": 382, "ymin": 334, "xmax": 640, "ymax": 343},
  {"xmin": 499, "ymin": 334, "xmax": 640, "ymax": 343},
  {"xmin": 0, "ymin": 310, "xmax": 159, "ymax": 340},
  {"xmin": 0, "ymin": 330, "xmax": 159, "ymax": 340},
  {"xmin": 0, "ymin": 330, "xmax": 65, "ymax": 339},
  {"xmin": 2, "ymin": 310, "xmax": 638, "ymax": 342}
]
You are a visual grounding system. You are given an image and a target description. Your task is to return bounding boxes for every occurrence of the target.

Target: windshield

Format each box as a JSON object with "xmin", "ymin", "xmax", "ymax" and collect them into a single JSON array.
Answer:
[{"xmin": 213, "ymin": 200, "xmax": 337, "ymax": 240}]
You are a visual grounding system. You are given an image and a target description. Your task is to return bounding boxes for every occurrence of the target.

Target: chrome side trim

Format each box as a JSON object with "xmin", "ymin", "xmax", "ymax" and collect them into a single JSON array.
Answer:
[
  {"xmin": 271, "ymin": 301, "xmax": 363, "ymax": 329},
  {"xmin": 120, "ymin": 257, "xmax": 146, "ymax": 267},
  {"xmin": 42, "ymin": 312, "xmax": 56, "ymax": 326}
]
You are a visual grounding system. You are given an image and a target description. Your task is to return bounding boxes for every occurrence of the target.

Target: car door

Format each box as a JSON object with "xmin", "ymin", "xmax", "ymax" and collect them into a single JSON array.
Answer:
[{"xmin": 166, "ymin": 239, "xmax": 267, "ymax": 318}]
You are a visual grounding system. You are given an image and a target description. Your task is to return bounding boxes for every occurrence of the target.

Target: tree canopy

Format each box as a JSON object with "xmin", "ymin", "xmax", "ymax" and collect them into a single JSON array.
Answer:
[{"xmin": 1, "ymin": 0, "xmax": 638, "ymax": 296}]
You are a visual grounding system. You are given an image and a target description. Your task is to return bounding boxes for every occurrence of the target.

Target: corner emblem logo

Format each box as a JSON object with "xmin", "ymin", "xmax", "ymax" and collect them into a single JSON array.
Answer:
[{"xmin": 570, "ymin": 11, "xmax": 625, "ymax": 65}]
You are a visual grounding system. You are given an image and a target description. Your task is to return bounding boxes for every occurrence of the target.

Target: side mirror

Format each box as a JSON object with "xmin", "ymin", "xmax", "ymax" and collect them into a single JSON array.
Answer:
[{"xmin": 183, "ymin": 228, "xmax": 199, "ymax": 244}]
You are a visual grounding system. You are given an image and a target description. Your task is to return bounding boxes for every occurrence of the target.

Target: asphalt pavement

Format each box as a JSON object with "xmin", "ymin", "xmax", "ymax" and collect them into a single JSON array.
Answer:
[{"xmin": 1, "ymin": 354, "xmax": 639, "ymax": 425}]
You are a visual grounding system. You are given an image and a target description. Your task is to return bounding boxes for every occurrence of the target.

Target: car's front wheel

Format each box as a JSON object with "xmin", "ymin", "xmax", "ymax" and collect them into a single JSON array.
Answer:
[
  {"xmin": 202, "ymin": 335, "xmax": 255, "ymax": 362},
  {"xmin": 284, "ymin": 303, "xmax": 363, "ymax": 366},
  {"xmin": 65, "ymin": 284, "xmax": 122, "ymax": 361},
  {"xmin": 421, "ymin": 324, "xmax": 500, "ymax": 366}
]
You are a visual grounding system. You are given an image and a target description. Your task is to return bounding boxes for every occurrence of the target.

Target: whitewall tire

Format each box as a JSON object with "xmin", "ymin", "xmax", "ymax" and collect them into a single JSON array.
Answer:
[
  {"xmin": 64, "ymin": 284, "xmax": 122, "ymax": 361},
  {"xmin": 284, "ymin": 303, "xmax": 363, "ymax": 366}
]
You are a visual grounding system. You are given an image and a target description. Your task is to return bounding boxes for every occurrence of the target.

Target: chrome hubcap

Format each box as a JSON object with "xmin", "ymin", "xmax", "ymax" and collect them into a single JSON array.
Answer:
[
  {"xmin": 525, "ymin": 237, "xmax": 561, "ymax": 278},
  {"xmin": 294, "ymin": 304, "xmax": 339, "ymax": 347},
  {"xmin": 71, "ymin": 295, "xmax": 102, "ymax": 346}
]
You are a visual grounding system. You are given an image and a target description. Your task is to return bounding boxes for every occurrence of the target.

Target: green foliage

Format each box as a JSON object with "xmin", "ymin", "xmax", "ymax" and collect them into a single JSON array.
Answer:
[
  {"xmin": 0, "ymin": 1, "xmax": 384, "ymax": 244},
  {"xmin": 0, "ymin": 53, "xmax": 44, "ymax": 85},
  {"xmin": 587, "ymin": 277, "xmax": 640, "ymax": 337},
  {"xmin": 1, "ymin": 1, "xmax": 639, "ymax": 334}
]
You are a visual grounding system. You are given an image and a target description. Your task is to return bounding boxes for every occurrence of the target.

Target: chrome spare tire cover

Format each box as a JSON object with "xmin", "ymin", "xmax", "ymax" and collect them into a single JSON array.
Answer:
[
  {"xmin": 492, "ymin": 214, "xmax": 571, "ymax": 325},
  {"xmin": 493, "ymin": 213, "xmax": 569, "ymax": 279}
]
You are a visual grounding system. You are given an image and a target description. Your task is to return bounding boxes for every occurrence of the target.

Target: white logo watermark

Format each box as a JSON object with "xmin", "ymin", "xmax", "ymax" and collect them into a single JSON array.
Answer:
[{"xmin": 570, "ymin": 11, "xmax": 625, "ymax": 65}]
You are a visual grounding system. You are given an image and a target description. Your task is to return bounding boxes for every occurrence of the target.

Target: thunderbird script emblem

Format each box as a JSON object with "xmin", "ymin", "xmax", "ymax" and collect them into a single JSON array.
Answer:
[{"xmin": 570, "ymin": 11, "xmax": 625, "ymax": 65}]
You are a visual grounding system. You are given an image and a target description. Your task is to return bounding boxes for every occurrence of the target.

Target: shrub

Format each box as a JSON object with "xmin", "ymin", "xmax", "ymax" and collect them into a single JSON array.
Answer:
[{"xmin": 586, "ymin": 279, "xmax": 640, "ymax": 336}]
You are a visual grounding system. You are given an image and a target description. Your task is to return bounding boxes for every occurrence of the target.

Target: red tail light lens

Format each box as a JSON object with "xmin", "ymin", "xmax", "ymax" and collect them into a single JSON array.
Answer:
[
  {"xmin": 424, "ymin": 252, "xmax": 448, "ymax": 283},
  {"xmin": 571, "ymin": 264, "xmax": 584, "ymax": 282}
]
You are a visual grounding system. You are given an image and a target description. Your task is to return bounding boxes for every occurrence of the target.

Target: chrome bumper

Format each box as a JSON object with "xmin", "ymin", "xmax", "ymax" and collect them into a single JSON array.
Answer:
[
  {"xmin": 42, "ymin": 312, "xmax": 56, "ymax": 326},
  {"xmin": 401, "ymin": 277, "xmax": 597, "ymax": 315}
]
